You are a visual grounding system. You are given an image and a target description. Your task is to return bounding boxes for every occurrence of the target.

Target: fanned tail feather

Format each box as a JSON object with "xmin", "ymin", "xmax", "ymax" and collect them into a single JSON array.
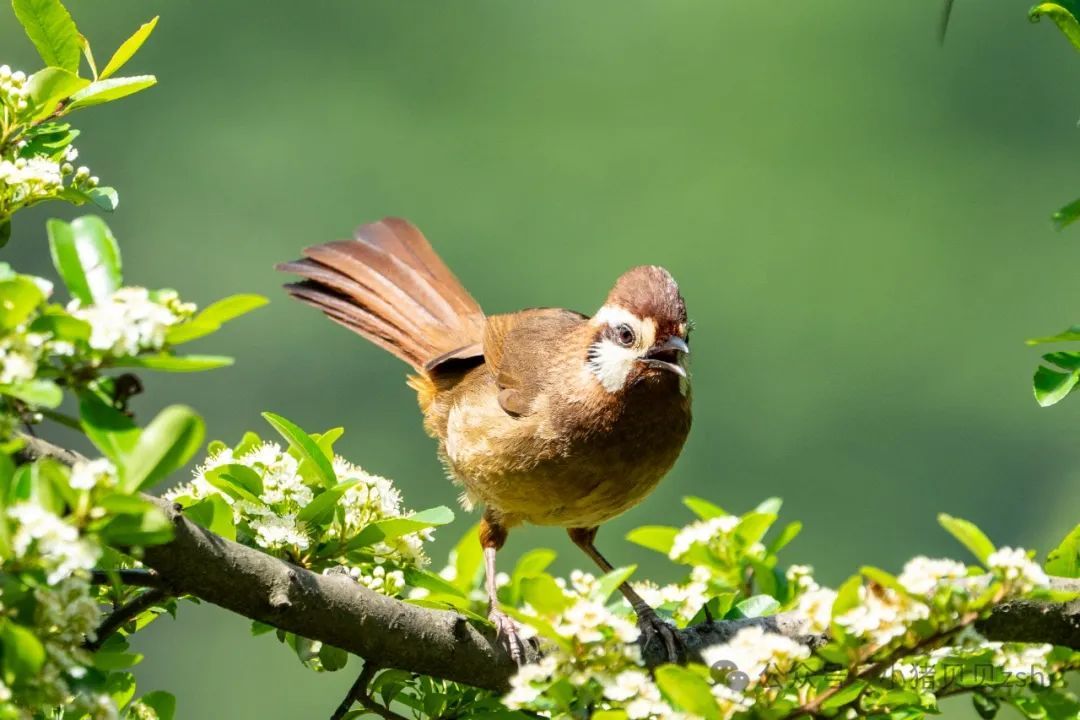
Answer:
[{"xmin": 277, "ymin": 217, "xmax": 485, "ymax": 376}]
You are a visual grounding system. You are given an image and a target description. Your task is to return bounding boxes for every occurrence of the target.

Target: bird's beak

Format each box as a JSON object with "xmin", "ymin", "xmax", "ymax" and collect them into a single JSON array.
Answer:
[{"xmin": 640, "ymin": 336, "xmax": 690, "ymax": 378}]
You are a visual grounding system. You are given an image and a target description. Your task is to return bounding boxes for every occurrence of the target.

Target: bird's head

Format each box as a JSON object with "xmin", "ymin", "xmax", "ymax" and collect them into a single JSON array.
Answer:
[{"xmin": 585, "ymin": 265, "xmax": 690, "ymax": 393}]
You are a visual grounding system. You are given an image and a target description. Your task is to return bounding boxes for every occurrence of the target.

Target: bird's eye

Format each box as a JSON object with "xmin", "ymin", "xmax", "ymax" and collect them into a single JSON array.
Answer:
[{"xmin": 614, "ymin": 323, "xmax": 635, "ymax": 347}]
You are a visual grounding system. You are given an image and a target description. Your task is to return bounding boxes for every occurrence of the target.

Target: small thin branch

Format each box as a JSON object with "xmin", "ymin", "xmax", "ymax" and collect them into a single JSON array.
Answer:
[
  {"xmin": 90, "ymin": 569, "xmax": 166, "ymax": 590},
  {"xmin": 13, "ymin": 431, "xmax": 86, "ymax": 465},
  {"xmin": 37, "ymin": 407, "xmax": 82, "ymax": 431},
  {"xmin": 85, "ymin": 588, "xmax": 170, "ymax": 652},
  {"xmin": 330, "ymin": 662, "xmax": 408, "ymax": 720}
]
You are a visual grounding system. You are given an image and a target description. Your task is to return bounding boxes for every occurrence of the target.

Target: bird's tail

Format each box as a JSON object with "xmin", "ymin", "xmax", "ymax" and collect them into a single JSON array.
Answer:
[{"xmin": 277, "ymin": 218, "xmax": 486, "ymax": 376}]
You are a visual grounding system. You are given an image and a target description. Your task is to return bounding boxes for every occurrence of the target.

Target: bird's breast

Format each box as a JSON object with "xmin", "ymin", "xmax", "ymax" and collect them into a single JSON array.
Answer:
[{"xmin": 440, "ymin": 370, "xmax": 691, "ymax": 528}]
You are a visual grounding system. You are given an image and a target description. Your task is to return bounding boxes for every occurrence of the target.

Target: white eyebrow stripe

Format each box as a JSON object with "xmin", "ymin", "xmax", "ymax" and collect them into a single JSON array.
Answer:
[{"xmin": 590, "ymin": 305, "xmax": 640, "ymax": 328}]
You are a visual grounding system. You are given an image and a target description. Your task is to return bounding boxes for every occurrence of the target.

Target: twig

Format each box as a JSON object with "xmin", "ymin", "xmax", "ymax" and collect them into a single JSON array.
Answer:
[
  {"xmin": 85, "ymin": 588, "xmax": 170, "ymax": 652},
  {"xmin": 330, "ymin": 662, "xmax": 408, "ymax": 720},
  {"xmin": 90, "ymin": 569, "xmax": 166, "ymax": 589},
  {"xmin": 13, "ymin": 431, "xmax": 87, "ymax": 465}
]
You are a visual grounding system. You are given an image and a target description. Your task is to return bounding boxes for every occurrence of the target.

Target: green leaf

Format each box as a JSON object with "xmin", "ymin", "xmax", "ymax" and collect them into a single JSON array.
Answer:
[
  {"xmin": 138, "ymin": 691, "xmax": 176, "ymax": 720},
  {"xmin": 121, "ymin": 405, "xmax": 205, "ymax": 492},
  {"xmin": 0, "ymin": 379, "xmax": 62, "ymax": 408},
  {"xmin": 1033, "ymin": 365, "xmax": 1080, "ymax": 406},
  {"xmin": 12, "ymin": 0, "xmax": 81, "ymax": 72},
  {"xmin": 296, "ymin": 479, "xmax": 359, "ymax": 528},
  {"xmin": 402, "ymin": 566, "xmax": 467, "ymax": 599},
  {"xmin": 821, "ymin": 680, "xmax": 867, "ymax": 710},
  {"xmin": 1, "ymin": 622, "xmax": 46, "ymax": 682},
  {"xmin": 972, "ymin": 693, "xmax": 1000, "ymax": 720},
  {"xmin": 1043, "ymin": 351, "xmax": 1080, "ymax": 370},
  {"xmin": 202, "ymin": 465, "xmax": 263, "ymax": 505},
  {"xmin": 938, "ymin": 514, "xmax": 996, "ymax": 564},
  {"xmin": 755, "ymin": 497, "xmax": 783, "ymax": 515},
  {"xmin": 594, "ymin": 565, "xmax": 636, "ymax": 603},
  {"xmin": 736, "ymin": 512, "xmax": 777, "ymax": 546},
  {"xmin": 733, "ymin": 594, "xmax": 780, "ymax": 618},
  {"xmin": 450, "ymin": 521, "xmax": 482, "ymax": 594},
  {"xmin": 78, "ymin": 33, "xmax": 96, "ymax": 79},
  {"xmin": 99, "ymin": 506, "xmax": 172, "ymax": 546},
  {"xmin": 1031, "ymin": 3, "xmax": 1080, "ymax": 52},
  {"xmin": 767, "ymin": 520, "xmax": 802, "ymax": 554},
  {"xmin": 24, "ymin": 66, "xmax": 89, "ymax": 120},
  {"xmin": 625, "ymin": 525, "xmax": 678, "ymax": 555},
  {"xmin": 166, "ymin": 294, "xmax": 267, "ymax": 344},
  {"xmin": 1046, "ymin": 524, "xmax": 1080, "ymax": 578},
  {"xmin": 683, "ymin": 496, "xmax": 726, "ymax": 519},
  {"xmin": 100, "ymin": 16, "xmax": 158, "ymax": 79},
  {"xmin": 0, "ymin": 276, "xmax": 44, "ymax": 329},
  {"xmin": 1027, "ymin": 324, "xmax": 1080, "ymax": 345},
  {"xmin": 507, "ymin": 548, "xmax": 557, "ymax": 604},
  {"xmin": 520, "ymin": 574, "xmax": 572, "ymax": 615},
  {"xmin": 28, "ymin": 308, "xmax": 90, "ymax": 342},
  {"xmin": 47, "ymin": 216, "xmax": 122, "ymax": 304},
  {"xmin": 79, "ymin": 390, "xmax": 139, "ymax": 464},
  {"xmin": 344, "ymin": 506, "xmax": 454, "ymax": 551},
  {"xmin": 0, "ymin": 221, "xmax": 9, "ymax": 248},
  {"xmin": 184, "ymin": 495, "xmax": 236, "ymax": 541},
  {"xmin": 87, "ymin": 186, "xmax": 119, "ymax": 211},
  {"xmin": 262, "ymin": 412, "xmax": 335, "ymax": 487},
  {"xmin": 654, "ymin": 665, "xmax": 720, "ymax": 720},
  {"xmin": 319, "ymin": 644, "xmax": 348, "ymax": 672},
  {"xmin": 68, "ymin": 75, "xmax": 156, "ymax": 110},
  {"xmin": 109, "ymin": 354, "xmax": 234, "ymax": 372}
]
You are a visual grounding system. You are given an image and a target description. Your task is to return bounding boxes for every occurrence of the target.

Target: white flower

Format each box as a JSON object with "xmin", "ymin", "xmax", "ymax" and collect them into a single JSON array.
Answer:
[
  {"xmin": 786, "ymin": 564, "xmax": 820, "ymax": 593},
  {"xmin": 986, "ymin": 547, "xmax": 1048, "ymax": 594},
  {"xmin": 68, "ymin": 287, "xmax": 189, "ymax": 358},
  {"xmin": 604, "ymin": 669, "xmax": 651, "ymax": 702},
  {"xmin": 795, "ymin": 587, "xmax": 837, "ymax": 634},
  {"xmin": 835, "ymin": 585, "xmax": 929, "ymax": 646},
  {"xmin": 250, "ymin": 513, "xmax": 309, "ymax": 551},
  {"xmin": 669, "ymin": 515, "xmax": 739, "ymax": 561},
  {"xmin": 898, "ymin": 557, "xmax": 969, "ymax": 597},
  {"xmin": 702, "ymin": 626, "xmax": 810, "ymax": 685},
  {"xmin": 35, "ymin": 576, "xmax": 101, "ymax": 644},
  {"xmin": 8, "ymin": 502, "xmax": 99, "ymax": 584},
  {"xmin": 0, "ymin": 156, "xmax": 64, "ymax": 204},
  {"xmin": 994, "ymin": 643, "xmax": 1053, "ymax": 685},
  {"xmin": 242, "ymin": 443, "xmax": 311, "ymax": 507},
  {"xmin": 0, "ymin": 329, "xmax": 46, "ymax": 384},
  {"xmin": 69, "ymin": 458, "xmax": 118, "ymax": 491}
]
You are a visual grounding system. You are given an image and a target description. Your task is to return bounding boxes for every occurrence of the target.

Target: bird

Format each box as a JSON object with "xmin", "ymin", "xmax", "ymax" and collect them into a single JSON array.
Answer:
[{"xmin": 277, "ymin": 217, "xmax": 692, "ymax": 662}]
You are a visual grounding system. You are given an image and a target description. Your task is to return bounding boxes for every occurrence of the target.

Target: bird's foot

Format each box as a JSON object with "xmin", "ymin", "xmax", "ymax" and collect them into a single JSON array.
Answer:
[
  {"xmin": 635, "ymin": 605, "xmax": 685, "ymax": 664},
  {"xmin": 490, "ymin": 608, "xmax": 527, "ymax": 665}
]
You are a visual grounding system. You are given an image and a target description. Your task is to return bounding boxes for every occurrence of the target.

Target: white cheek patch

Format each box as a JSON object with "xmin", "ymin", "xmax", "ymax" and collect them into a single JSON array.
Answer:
[
  {"xmin": 586, "ymin": 338, "xmax": 641, "ymax": 392},
  {"xmin": 585, "ymin": 305, "xmax": 656, "ymax": 393}
]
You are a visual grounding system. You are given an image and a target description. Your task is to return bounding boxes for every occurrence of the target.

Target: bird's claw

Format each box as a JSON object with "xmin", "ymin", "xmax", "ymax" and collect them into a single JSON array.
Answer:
[
  {"xmin": 490, "ymin": 608, "xmax": 527, "ymax": 665},
  {"xmin": 636, "ymin": 606, "xmax": 685, "ymax": 664}
]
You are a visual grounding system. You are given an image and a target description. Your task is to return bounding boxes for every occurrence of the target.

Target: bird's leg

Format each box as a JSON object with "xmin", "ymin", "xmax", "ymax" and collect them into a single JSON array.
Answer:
[
  {"xmin": 567, "ymin": 526, "xmax": 685, "ymax": 664},
  {"xmin": 480, "ymin": 512, "xmax": 525, "ymax": 664}
]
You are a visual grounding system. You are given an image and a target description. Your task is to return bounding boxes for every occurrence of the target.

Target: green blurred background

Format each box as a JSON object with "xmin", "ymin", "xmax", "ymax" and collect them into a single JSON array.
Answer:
[{"xmin": 5, "ymin": 1, "xmax": 1080, "ymax": 717}]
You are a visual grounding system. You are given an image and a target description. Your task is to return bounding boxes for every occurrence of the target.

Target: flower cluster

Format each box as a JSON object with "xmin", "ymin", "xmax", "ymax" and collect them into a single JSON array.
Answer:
[
  {"xmin": 166, "ymin": 435, "xmax": 434, "ymax": 593},
  {"xmin": 504, "ymin": 570, "xmax": 657, "ymax": 717},
  {"xmin": 0, "ymin": 66, "xmax": 102, "ymax": 219},
  {"xmin": 68, "ymin": 288, "xmax": 195, "ymax": 359},
  {"xmin": 987, "ymin": 547, "xmax": 1050, "ymax": 595},
  {"xmin": 834, "ymin": 582, "xmax": 931, "ymax": 647}
]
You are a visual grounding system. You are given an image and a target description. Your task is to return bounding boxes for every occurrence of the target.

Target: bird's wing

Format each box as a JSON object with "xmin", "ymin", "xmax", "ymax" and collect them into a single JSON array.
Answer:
[{"xmin": 483, "ymin": 308, "xmax": 588, "ymax": 417}]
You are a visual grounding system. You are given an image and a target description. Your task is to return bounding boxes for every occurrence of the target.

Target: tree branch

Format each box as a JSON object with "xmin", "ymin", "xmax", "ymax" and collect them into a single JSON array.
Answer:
[
  {"xmin": 133, "ymin": 495, "xmax": 1080, "ymax": 692},
  {"xmin": 14, "ymin": 432, "xmax": 1080, "ymax": 693},
  {"xmin": 86, "ymin": 588, "xmax": 171, "ymax": 652}
]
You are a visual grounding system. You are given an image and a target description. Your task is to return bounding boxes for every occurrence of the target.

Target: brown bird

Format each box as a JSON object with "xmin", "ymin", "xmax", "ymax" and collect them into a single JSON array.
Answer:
[{"xmin": 278, "ymin": 218, "xmax": 692, "ymax": 661}]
